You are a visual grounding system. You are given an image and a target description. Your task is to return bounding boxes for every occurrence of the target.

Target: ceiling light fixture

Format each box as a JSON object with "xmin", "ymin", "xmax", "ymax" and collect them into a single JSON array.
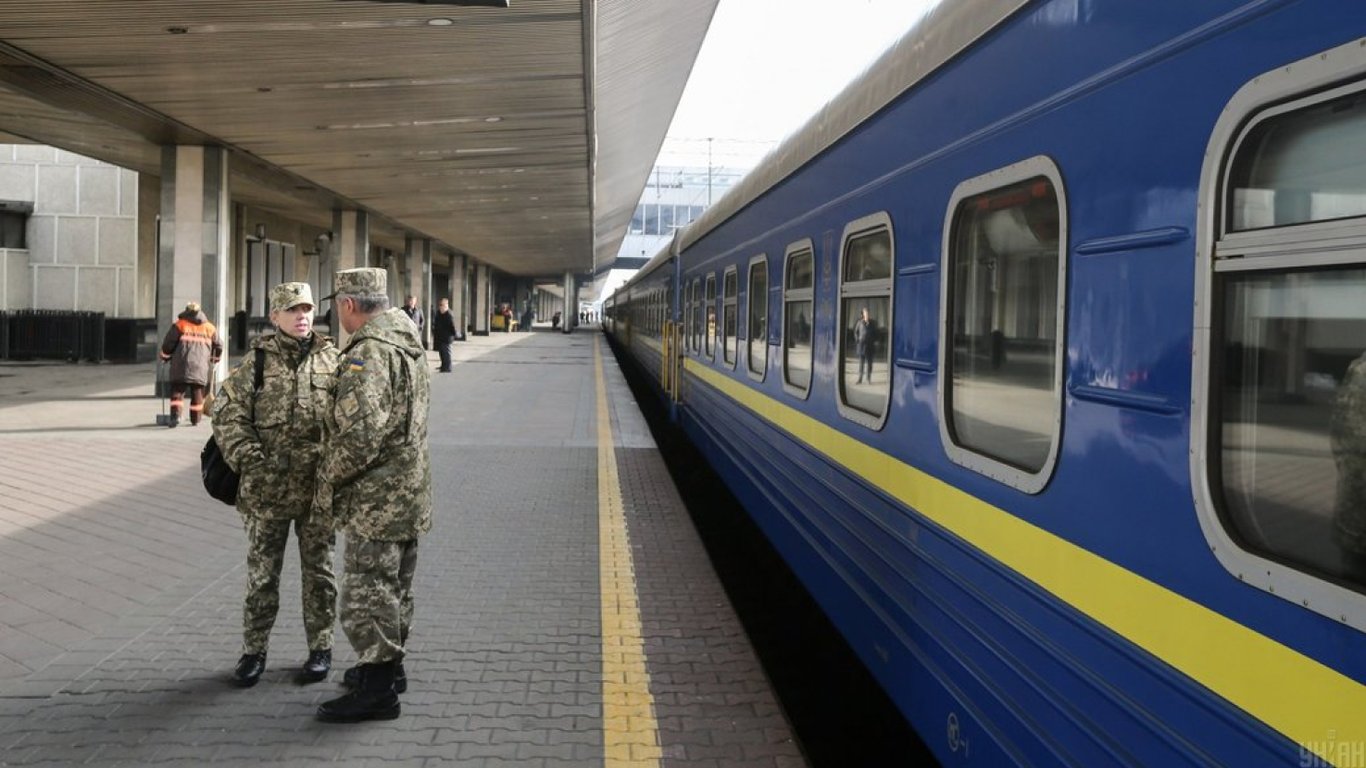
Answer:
[{"xmin": 426, "ymin": 17, "xmax": 455, "ymax": 26}]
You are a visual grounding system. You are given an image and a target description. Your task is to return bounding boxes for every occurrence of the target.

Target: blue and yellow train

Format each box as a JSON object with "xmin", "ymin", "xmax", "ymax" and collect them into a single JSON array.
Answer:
[{"xmin": 605, "ymin": 1, "xmax": 1366, "ymax": 764}]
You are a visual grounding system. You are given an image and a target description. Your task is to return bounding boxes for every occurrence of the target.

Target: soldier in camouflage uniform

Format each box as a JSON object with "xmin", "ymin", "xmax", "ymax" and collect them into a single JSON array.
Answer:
[
  {"xmin": 212, "ymin": 282, "xmax": 341, "ymax": 688},
  {"xmin": 313, "ymin": 268, "xmax": 431, "ymax": 723},
  {"xmin": 1333, "ymin": 351, "xmax": 1366, "ymax": 574}
]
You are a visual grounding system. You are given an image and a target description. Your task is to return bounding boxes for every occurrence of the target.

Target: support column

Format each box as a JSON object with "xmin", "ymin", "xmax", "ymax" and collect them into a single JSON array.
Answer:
[
  {"xmin": 158, "ymin": 145, "xmax": 230, "ymax": 387},
  {"xmin": 449, "ymin": 252, "xmax": 465, "ymax": 337},
  {"xmin": 562, "ymin": 271, "xmax": 574, "ymax": 334},
  {"xmin": 331, "ymin": 209, "xmax": 369, "ymax": 272},
  {"xmin": 472, "ymin": 261, "xmax": 490, "ymax": 335},
  {"xmin": 406, "ymin": 237, "xmax": 432, "ymax": 349},
  {"xmin": 327, "ymin": 209, "xmax": 368, "ymax": 345}
]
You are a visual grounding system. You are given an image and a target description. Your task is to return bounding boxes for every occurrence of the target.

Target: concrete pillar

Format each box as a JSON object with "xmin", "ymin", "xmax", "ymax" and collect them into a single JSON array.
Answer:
[
  {"xmin": 327, "ymin": 209, "xmax": 368, "ymax": 346},
  {"xmin": 562, "ymin": 271, "xmax": 574, "ymax": 334},
  {"xmin": 472, "ymin": 261, "xmax": 490, "ymax": 335},
  {"xmin": 449, "ymin": 252, "xmax": 465, "ymax": 336},
  {"xmin": 158, "ymin": 145, "xmax": 230, "ymax": 385},
  {"xmin": 406, "ymin": 237, "xmax": 432, "ymax": 348},
  {"xmin": 331, "ymin": 209, "xmax": 369, "ymax": 272}
]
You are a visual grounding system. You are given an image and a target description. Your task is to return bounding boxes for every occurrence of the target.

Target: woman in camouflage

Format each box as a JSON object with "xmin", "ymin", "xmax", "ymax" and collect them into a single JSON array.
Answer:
[{"xmin": 211, "ymin": 282, "xmax": 342, "ymax": 688}]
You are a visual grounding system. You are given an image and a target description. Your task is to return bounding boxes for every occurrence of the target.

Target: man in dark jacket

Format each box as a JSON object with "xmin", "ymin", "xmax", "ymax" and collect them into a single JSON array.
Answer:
[
  {"xmin": 431, "ymin": 298, "xmax": 457, "ymax": 373},
  {"xmin": 159, "ymin": 301, "xmax": 223, "ymax": 427},
  {"xmin": 400, "ymin": 295, "xmax": 425, "ymax": 348}
]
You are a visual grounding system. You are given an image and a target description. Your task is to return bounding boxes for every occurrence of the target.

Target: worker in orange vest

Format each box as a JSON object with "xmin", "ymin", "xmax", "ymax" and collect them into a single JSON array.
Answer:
[{"xmin": 159, "ymin": 301, "xmax": 223, "ymax": 427}]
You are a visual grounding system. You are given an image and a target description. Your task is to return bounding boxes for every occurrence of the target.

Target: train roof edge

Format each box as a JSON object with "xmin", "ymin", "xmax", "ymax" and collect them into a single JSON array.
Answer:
[{"xmin": 675, "ymin": 0, "xmax": 1031, "ymax": 253}]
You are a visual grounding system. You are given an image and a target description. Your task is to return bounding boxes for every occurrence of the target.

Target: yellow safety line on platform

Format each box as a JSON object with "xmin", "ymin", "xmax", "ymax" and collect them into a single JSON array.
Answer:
[{"xmin": 595, "ymin": 337, "xmax": 662, "ymax": 767}]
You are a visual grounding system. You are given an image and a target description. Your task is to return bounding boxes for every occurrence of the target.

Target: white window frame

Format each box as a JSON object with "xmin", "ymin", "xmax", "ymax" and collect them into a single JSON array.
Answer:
[
  {"xmin": 937, "ymin": 155, "xmax": 1067, "ymax": 494},
  {"xmin": 835, "ymin": 212, "xmax": 895, "ymax": 431},
  {"xmin": 722, "ymin": 266, "xmax": 739, "ymax": 370},
  {"xmin": 782, "ymin": 240, "xmax": 816, "ymax": 399},
  {"xmin": 747, "ymin": 254, "xmax": 770, "ymax": 382},
  {"xmin": 1192, "ymin": 38, "xmax": 1366, "ymax": 628}
]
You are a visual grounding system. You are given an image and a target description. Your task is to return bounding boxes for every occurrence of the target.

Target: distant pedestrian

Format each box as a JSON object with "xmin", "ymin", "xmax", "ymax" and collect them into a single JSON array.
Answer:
[
  {"xmin": 854, "ymin": 306, "xmax": 875, "ymax": 384},
  {"xmin": 520, "ymin": 301, "xmax": 535, "ymax": 332},
  {"xmin": 314, "ymin": 268, "xmax": 432, "ymax": 723},
  {"xmin": 501, "ymin": 303, "xmax": 514, "ymax": 332},
  {"xmin": 432, "ymin": 298, "xmax": 456, "ymax": 373},
  {"xmin": 400, "ymin": 295, "xmax": 425, "ymax": 348},
  {"xmin": 552, "ymin": 310, "xmax": 562, "ymax": 330},
  {"xmin": 158, "ymin": 301, "xmax": 222, "ymax": 427},
  {"xmin": 213, "ymin": 282, "xmax": 340, "ymax": 689}
]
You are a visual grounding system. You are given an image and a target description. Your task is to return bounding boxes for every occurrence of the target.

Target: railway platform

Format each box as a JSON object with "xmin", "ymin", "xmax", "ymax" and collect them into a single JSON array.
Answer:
[{"xmin": 0, "ymin": 327, "xmax": 805, "ymax": 767}]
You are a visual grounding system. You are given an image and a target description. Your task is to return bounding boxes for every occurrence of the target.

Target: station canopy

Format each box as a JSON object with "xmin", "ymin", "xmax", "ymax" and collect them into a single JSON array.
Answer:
[{"xmin": 0, "ymin": 0, "xmax": 718, "ymax": 276}]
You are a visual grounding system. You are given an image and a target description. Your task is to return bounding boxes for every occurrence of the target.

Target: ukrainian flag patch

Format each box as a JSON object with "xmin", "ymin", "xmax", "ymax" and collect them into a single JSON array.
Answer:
[{"xmin": 346, "ymin": 357, "xmax": 365, "ymax": 372}]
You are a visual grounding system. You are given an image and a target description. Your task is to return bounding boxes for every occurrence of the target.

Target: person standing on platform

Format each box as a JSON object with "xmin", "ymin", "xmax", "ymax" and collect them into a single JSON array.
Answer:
[
  {"xmin": 432, "ymin": 298, "xmax": 456, "ymax": 373},
  {"xmin": 400, "ymin": 295, "xmax": 425, "ymax": 348},
  {"xmin": 213, "ymin": 282, "xmax": 341, "ymax": 688},
  {"xmin": 854, "ymin": 306, "xmax": 875, "ymax": 385},
  {"xmin": 159, "ymin": 301, "xmax": 222, "ymax": 428},
  {"xmin": 314, "ymin": 268, "xmax": 431, "ymax": 723}
]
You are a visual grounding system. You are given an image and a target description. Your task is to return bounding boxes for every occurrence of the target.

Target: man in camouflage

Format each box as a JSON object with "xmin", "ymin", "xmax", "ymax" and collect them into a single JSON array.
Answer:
[
  {"xmin": 212, "ymin": 282, "xmax": 341, "ymax": 687},
  {"xmin": 314, "ymin": 267, "xmax": 431, "ymax": 723}
]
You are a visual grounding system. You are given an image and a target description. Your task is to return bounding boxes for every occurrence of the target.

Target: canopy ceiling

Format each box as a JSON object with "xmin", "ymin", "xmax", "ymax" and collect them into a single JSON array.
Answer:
[{"xmin": 0, "ymin": 0, "xmax": 718, "ymax": 275}]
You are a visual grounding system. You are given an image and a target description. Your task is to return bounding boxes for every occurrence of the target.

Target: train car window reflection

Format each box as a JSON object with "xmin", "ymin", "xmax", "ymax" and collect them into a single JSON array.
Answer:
[
  {"xmin": 947, "ymin": 177, "xmax": 1060, "ymax": 472},
  {"xmin": 1228, "ymin": 92, "xmax": 1366, "ymax": 232},
  {"xmin": 1215, "ymin": 267, "xmax": 1366, "ymax": 588},
  {"xmin": 784, "ymin": 247, "xmax": 815, "ymax": 393},
  {"xmin": 839, "ymin": 228, "xmax": 893, "ymax": 420},
  {"xmin": 723, "ymin": 267, "xmax": 739, "ymax": 368},
  {"xmin": 692, "ymin": 278, "xmax": 702, "ymax": 353},
  {"xmin": 705, "ymin": 274, "xmax": 717, "ymax": 359},
  {"xmin": 748, "ymin": 258, "xmax": 769, "ymax": 378}
]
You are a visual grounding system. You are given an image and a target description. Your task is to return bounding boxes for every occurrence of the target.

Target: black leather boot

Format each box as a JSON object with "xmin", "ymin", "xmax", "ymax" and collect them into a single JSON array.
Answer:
[
  {"xmin": 317, "ymin": 663, "xmax": 401, "ymax": 723},
  {"xmin": 296, "ymin": 649, "xmax": 331, "ymax": 684},
  {"xmin": 232, "ymin": 653, "xmax": 266, "ymax": 687},
  {"xmin": 343, "ymin": 661, "xmax": 406, "ymax": 693}
]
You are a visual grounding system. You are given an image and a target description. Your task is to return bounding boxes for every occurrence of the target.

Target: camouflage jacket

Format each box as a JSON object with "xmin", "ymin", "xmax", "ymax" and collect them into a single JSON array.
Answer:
[
  {"xmin": 317, "ymin": 308, "xmax": 432, "ymax": 541},
  {"xmin": 211, "ymin": 331, "xmax": 340, "ymax": 520}
]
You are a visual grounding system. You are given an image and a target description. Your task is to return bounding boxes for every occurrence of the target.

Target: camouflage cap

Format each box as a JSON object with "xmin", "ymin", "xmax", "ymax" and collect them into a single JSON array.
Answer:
[
  {"xmin": 269, "ymin": 281, "xmax": 314, "ymax": 312},
  {"xmin": 323, "ymin": 267, "xmax": 387, "ymax": 301}
]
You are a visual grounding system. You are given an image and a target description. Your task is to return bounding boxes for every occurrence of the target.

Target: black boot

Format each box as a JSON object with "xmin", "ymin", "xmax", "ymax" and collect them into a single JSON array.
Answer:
[
  {"xmin": 343, "ymin": 661, "xmax": 406, "ymax": 693},
  {"xmin": 297, "ymin": 649, "xmax": 331, "ymax": 684},
  {"xmin": 317, "ymin": 663, "xmax": 401, "ymax": 723},
  {"xmin": 233, "ymin": 653, "xmax": 266, "ymax": 687}
]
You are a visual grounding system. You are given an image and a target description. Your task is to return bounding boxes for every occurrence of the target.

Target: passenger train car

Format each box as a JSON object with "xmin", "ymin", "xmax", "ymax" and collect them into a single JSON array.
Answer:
[{"xmin": 605, "ymin": 1, "xmax": 1366, "ymax": 764}]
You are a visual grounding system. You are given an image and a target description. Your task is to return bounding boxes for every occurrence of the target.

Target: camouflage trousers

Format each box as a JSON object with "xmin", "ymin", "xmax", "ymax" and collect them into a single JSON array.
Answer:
[
  {"xmin": 241, "ymin": 515, "xmax": 337, "ymax": 655},
  {"xmin": 340, "ymin": 536, "xmax": 418, "ymax": 665}
]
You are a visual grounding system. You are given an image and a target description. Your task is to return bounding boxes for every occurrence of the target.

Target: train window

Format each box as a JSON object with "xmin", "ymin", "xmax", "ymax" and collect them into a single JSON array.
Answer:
[
  {"xmin": 1199, "ymin": 65, "xmax": 1366, "ymax": 611},
  {"xmin": 748, "ymin": 255, "xmax": 768, "ymax": 380},
  {"xmin": 783, "ymin": 243, "xmax": 815, "ymax": 396},
  {"xmin": 837, "ymin": 214, "xmax": 894, "ymax": 429},
  {"xmin": 1227, "ymin": 90, "xmax": 1366, "ymax": 232},
  {"xmin": 683, "ymin": 281, "xmax": 693, "ymax": 353},
  {"xmin": 693, "ymin": 278, "xmax": 703, "ymax": 353},
  {"xmin": 723, "ymin": 267, "xmax": 739, "ymax": 368},
  {"xmin": 705, "ymin": 274, "xmax": 717, "ymax": 359},
  {"xmin": 940, "ymin": 156, "xmax": 1065, "ymax": 493}
]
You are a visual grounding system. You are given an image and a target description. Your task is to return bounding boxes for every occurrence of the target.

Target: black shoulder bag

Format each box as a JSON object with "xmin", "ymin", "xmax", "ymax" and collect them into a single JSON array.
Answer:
[{"xmin": 201, "ymin": 348, "xmax": 265, "ymax": 505}]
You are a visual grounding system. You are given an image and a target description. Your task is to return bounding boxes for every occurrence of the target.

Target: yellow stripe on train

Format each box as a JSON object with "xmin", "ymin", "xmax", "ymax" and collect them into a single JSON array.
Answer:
[{"xmin": 682, "ymin": 357, "xmax": 1363, "ymax": 761}]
